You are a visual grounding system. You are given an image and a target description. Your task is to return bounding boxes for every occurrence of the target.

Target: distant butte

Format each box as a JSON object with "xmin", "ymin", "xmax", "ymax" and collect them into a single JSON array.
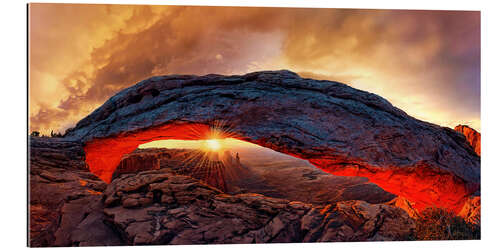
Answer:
[{"xmin": 63, "ymin": 70, "xmax": 480, "ymax": 214}]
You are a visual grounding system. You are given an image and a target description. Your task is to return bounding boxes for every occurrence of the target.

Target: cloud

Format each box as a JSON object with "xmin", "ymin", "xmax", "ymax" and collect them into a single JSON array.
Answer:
[
  {"xmin": 28, "ymin": 4, "xmax": 480, "ymax": 134},
  {"xmin": 280, "ymin": 10, "xmax": 480, "ymax": 126}
]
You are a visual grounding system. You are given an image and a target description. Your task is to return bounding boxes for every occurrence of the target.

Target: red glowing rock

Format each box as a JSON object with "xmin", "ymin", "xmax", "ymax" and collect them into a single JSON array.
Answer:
[
  {"xmin": 454, "ymin": 125, "xmax": 481, "ymax": 156},
  {"xmin": 64, "ymin": 70, "xmax": 480, "ymax": 214},
  {"xmin": 458, "ymin": 195, "xmax": 481, "ymax": 225},
  {"xmin": 312, "ymin": 158, "xmax": 472, "ymax": 213},
  {"xmin": 84, "ymin": 123, "xmax": 213, "ymax": 183}
]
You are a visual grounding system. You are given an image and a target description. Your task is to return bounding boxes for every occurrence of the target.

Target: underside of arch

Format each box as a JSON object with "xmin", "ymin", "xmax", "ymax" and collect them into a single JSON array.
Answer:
[
  {"xmin": 66, "ymin": 70, "xmax": 479, "ymax": 216},
  {"xmin": 83, "ymin": 122, "xmax": 473, "ymax": 214}
]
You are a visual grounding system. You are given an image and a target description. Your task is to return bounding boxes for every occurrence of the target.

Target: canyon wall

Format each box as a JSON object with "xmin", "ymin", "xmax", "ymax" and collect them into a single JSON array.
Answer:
[{"xmin": 455, "ymin": 125, "xmax": 481, "ymax": 156}]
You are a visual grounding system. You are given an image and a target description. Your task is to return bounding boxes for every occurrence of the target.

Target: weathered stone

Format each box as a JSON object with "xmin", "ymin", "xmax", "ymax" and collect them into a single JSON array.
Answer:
[
  {"xmin": 29, "ymin": 137, "xmax": 113, "ymax": 247},
  {"xmin": 458, "ymin": 195, "xmax": 481, "ymax": 225},
  {"xmin": 455, "ymin": 125, "xmax": 481, "ymax": 156},
  {"xmin": 63, "ymin": 70, "xmax": 480, "ymax": 213},
  {"xmin": 29, "ymin": 71, "xmax": 482, "ymax": 246},
  {"xmin": 101, "ymin": 170, "xmax": 415, "ymax": 244},
  {"xmin": 385, "ymin": 196, "xmax": 420, "ymax": 219},
  {"xmin": 26, "ymin": 137, "xmax": 427, "ymax": 245}
]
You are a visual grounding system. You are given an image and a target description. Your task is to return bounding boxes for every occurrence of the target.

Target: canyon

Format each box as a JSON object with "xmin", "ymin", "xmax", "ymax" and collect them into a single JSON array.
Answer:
[
  {"xmin": 115, "ymin": 147, "xmax": 396, "ymax": 205},
  {"xmin": 29, "ymin": 70, "xmax": 481, "ymax": 246}
]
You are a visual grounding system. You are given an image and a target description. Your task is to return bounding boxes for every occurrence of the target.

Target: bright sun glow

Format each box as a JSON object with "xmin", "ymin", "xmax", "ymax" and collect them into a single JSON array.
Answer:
[
  {"xmin": 138, "ymin": 138, "xmax": 263, "ymax": 151},
  {"xmin": 205, "ymin": 139, "xmax": 221, "ymax": 151}
]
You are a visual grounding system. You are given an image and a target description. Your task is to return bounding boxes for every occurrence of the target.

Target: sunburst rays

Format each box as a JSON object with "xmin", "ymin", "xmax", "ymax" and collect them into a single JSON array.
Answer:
[
  {"xmin": 167, "ymin": 119, "xmax": 241, "ymax": 192},
  {"xmin": 204, "ymin": 119, "xmax": 240, "ymax": 140}
]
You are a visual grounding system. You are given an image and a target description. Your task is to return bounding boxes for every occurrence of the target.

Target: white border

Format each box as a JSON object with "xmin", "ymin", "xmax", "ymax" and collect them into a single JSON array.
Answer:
[{"xmin": 2, "ymin": 0, "xmax": 499, "ymax": 250}]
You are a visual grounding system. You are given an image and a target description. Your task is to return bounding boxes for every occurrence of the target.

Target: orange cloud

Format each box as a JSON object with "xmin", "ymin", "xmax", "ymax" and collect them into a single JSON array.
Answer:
[{"xmin": 28, "ymin": 4, "xmax": 480, "ymax": 134}]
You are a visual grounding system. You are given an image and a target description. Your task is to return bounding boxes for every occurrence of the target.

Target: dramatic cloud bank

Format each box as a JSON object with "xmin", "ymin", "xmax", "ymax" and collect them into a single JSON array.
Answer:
[{"xmin": 29, "ymin": 4, "xmax": 480, "ymax": 134}]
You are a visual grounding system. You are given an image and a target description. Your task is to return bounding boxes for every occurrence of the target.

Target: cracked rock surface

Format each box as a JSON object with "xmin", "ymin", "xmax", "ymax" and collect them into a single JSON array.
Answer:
[
  {"xmin": 29, "ymin": 137, "xmax": 415, "ymax": 246},
  {"xmin": 64, "ymin": 70, "xmax": 480, "ymax": 212},
  {"xmin": 102, "ymin": 170, "xmax": 415, "ymax": 244},
  {"xmin": 29, "ymin": 137, "xmax": 115, "ymax": 247}
]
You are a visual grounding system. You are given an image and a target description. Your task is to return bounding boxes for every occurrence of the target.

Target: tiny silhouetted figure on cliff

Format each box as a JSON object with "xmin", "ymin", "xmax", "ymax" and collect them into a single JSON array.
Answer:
[
  {"xmin": 50, "ymin": 130, "xmax": 64, "ymax": 138},
  {"xmin": 235, "ymin": 152, "xmax": 240, "ymax": 165}
]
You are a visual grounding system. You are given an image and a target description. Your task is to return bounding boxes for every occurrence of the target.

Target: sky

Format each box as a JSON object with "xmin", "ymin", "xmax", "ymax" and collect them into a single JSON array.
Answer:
[
  {"xmin": 29, "ymin": 4, "xmax": 481, "ymax": 134},
  {"xmin": 139, "ymin": 138, "xmax": 260, "ymax": 151}
]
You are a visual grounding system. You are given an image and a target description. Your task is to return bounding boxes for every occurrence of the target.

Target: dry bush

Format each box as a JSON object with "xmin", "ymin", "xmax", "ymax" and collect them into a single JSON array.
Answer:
[{"xmin": 414, "ymin": 207, "xmax": 480, "ymax": 240}]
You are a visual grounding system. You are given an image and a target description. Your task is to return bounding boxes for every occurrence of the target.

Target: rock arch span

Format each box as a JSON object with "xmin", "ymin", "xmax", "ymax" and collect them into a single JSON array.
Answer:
[{"xmin": 64, "ymin": 70, "xmax": 480, "ymax": 214}]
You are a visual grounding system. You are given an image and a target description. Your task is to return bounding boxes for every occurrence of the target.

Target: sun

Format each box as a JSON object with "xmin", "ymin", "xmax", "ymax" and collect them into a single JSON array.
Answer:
[{"xmin": 205, "ymin": 139, "xmax": 221, "ymax": 151}]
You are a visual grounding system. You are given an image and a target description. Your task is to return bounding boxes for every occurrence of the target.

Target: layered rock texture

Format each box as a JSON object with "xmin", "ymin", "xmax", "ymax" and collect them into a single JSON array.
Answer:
[
  {"xmin": 63, "ymin": 70, "xmax": 480, "ymax": 213},
  {"xmin": 29, "ymin": 70, "xmax": 481, "ymax": 246},
  {"xmin": 102, "ymin": 170, "xmax": 415, "ymax": 244},
  {"xmin": 29, "ymin": 137, "xmax": 416, "ymax": 246},
  {"xmin": 454, "ymin": 125, "xmax": 481, "ymax": 156},
  {"xmin": 29, "ymin": 137, "xmax": 115, "ymax": 246}
]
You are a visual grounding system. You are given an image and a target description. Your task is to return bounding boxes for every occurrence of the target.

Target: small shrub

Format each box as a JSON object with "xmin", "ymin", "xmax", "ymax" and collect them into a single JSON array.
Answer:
[
  {"xmin": 30, "ymin": 131, "xmax": 40, "ymax": 137},
  {"xmin": 414, "ymin": 207, "xmax": 480, "ymax": 240}
]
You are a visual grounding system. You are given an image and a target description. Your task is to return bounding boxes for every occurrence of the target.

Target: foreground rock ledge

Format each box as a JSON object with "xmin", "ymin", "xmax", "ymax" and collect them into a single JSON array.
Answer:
[
  {"xmin": 63, "ymin": 70, "xmax": 480, "ymax": 213},
  {"xmin": 102, "ymin": 170, "xmax": 415, "ymax": 244},
  {"xmin": 29, "ymin": 137, "xmax": 415, "ymax": 246}
]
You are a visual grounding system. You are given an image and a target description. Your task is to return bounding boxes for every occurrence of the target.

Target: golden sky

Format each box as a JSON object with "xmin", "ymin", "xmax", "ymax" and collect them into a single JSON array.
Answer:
[
  {"xmin": 29, "ymin": 4, "xmax": 480, "ymax": 134},
  {"xmin": 139, "ymin": 138, "xmax": 261, "ymax": 151}
]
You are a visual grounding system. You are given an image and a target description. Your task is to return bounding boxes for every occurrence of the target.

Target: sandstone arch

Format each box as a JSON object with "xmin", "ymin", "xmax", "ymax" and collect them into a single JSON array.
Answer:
[{"xmin": 65, "ymin": 70, "xmax": 480, "ymax": 213}]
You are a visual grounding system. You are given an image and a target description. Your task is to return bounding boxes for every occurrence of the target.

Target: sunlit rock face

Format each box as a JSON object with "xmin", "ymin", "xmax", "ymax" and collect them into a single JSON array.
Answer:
[
  {"xmin": 454, "ymin": 125, "xmax": 481, "ymax": 156},
  {"xmin": 385, "ymin": 196, "xmax": 420, "ymax": 219},
  {"xmin": 458, "ymin": 196, "xmax": 481, "ymax": 225},
  {"xmin": 113, "ymin": 148, "xmax": 167, "ymax": 179},
  {"xmin": 64, "ymin": 70, "xmax": 480, "ymax": 214}
]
